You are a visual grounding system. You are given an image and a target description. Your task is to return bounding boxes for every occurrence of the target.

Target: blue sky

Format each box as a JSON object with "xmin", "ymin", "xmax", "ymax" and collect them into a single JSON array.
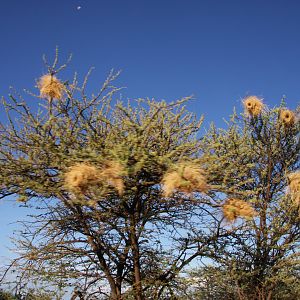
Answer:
[{"xmin": 0, "ymin": 0, "xmax": 299, "ymax": 269}]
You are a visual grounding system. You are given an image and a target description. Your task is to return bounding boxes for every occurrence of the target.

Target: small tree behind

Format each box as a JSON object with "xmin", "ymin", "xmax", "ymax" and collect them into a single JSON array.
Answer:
[{"xmin": 192, "ymin": 100, "xmax": 300, "ymax": 300}]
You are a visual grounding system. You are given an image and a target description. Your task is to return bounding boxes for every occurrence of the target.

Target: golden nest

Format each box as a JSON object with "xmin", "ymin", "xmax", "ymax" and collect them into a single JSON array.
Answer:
[
  {"xmin": 222, "ymin": 198, "xmax": 256, "ymax": 222},
  {"xmin": 288, "ymin": 171, "xmax": 300, "ymax": 205},
  {"xmin": 38, "ymin": 74, "xmax": 64, "ymax": 100},
  {"xmin": 161, "ymin": 162, "xmax": 208, "ymax": 197},
  {"xmin": 279, "ymin": 109, "xmax": 295, "ymax": 127},
  {"xmin": 243, "ymin": 96, "xmax": 264, "ymax": 117},
  {"xmin": 64, "ymin": 163, "xmax": 100, "ymax": 193},
  {"xmin": 64, "ymin": 161, "xmax": 125, "ymax": 196}
]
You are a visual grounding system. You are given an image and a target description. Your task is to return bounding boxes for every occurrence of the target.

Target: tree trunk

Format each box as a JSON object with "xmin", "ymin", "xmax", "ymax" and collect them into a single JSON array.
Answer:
[
  {"xmin": 110, "ymin": 287, "xmax": 122, "ymax": 300},
  {"xmin": 86, "ymin": 237, "xmax": 121, "ymax": 300},
  {"xmin": 130, "ymin": 217, "xmax": 144, "ymax": 300}
]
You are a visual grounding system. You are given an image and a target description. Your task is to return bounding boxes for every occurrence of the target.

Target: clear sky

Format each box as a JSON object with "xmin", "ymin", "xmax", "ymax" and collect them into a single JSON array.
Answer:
[{"xmin": 0, "ymin": 0, "xmax": 299, "ymax": 269}]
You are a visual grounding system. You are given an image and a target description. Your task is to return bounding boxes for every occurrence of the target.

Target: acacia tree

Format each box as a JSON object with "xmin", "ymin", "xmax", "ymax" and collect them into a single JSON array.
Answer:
[
  {"xmin": 0, "ymin": 53, "xmax": 233, "ymax": 300},
  {"xmin": 185, "ymin": 100, "xmax": 300, "ymax": 300}
]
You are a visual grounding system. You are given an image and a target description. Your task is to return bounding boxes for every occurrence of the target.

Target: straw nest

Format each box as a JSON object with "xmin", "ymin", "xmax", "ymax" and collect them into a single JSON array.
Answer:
[
  {"xmin": 64, "ymin": 161, "xmax": 125, "ymax": 196},
  {"xmin": 222, "ymin": 198, "xmax": 256, "ymax": 222},
  {"xmin": 288, "ymin": 171, "xmax": 300, "ymax": 205},
  {"xmin": 243, "ymin": 96, "xmax": 264, "ymax": 117},
  {"xmin": 64, "ymin": 163, "xmax": 100, "ymax": 193},
  {"xmin": 279, "ymin": 109, "xmax": 295, "ymax": 127},
  {"xmin": 38, "ymin": 74, "xmax": 64, "ymax": 100},
  {"xmin": 161, "ymin": 162, "xmax": 208, "ymax": 197}
]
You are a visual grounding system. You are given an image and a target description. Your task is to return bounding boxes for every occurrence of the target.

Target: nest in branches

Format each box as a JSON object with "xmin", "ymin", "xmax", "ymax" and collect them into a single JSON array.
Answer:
[
  {"xmin": 288, "ymin": 172, "xmax": 300, "ymax": 205},
  {"xmin": 64, "ymin": 163, "xmax": 100, "ymax": 193},
  {"xmin": 38, "ymin": 74, "xmax": 64, "ymax": 100},
  {"xmin": 64, "ymin": 161, "xmax": 125, "ymax": 196},
  {"xmin": 280, "ymin": 109, "xmax": 295, "ymax": 127},
  {"xmin": 161, "ymin": 162, "xmax": 208, "ymax": 197},
  {"xmin": 243, "ymin": 96, "xmax": 264, "ymax": 117},
  {"xmin": 222, "ymin": 198, "xmax": 256, "ymax": 222}
]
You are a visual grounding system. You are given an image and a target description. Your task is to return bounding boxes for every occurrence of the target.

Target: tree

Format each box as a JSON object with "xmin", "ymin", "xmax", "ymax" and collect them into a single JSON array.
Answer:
[
  {"xmin": 189, "ymin": 98, "xmax": 300, "ymax": 300},
  {"xmin": 0, "ymin": 52, "xmax": 231, "ymax": 299},
  {"xmin": 174, "ymin": 264, "xmax": 300, "ymax": 300},
  {"xmin": 0, "ymin": 288, "xmax": 53, "ymax": 300}
]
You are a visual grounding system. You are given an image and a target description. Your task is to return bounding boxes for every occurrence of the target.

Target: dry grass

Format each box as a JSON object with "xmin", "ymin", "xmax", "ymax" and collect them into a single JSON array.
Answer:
[
  {"xmin": 38, "ymin": 74, "xmax": 64, "ymax": 99},
  {"xmin": 64, "ymin": 163, "xmax": 100, "ymax": 193},
  {"xmin": 243, "ymin": 96, "xmax": 264, "ymax": 117},
  {"xmin": 288, "ymin": 171, "xmax": 300, "ymax": 205},
  {"xmin": 280, "ymin": 109, "xmax": 295, "ymax": 127},
  {"xmin": 222, "ymin": 198, "xmax": 256, "ymax": 222},
  {"xmin": 162, "ymin": 162, "xmax": 208, "ymax": 197},
  {"xmin": 100, "ymin": 161, "xmax": 125, "ymax": 196}
]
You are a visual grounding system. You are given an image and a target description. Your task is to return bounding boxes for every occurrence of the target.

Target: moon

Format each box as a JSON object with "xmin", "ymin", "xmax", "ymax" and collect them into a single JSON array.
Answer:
[{"xmin": 77, "ymin": 6, "xmax": 82, "ymax": 10}]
